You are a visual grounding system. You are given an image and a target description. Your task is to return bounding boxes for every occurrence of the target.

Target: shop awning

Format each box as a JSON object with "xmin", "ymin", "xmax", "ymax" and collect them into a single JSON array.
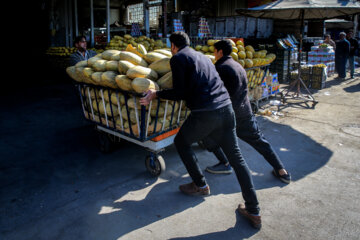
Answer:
[{"xmin": 235, "ymin": 0, "xmax": 360, "ymax": 20}]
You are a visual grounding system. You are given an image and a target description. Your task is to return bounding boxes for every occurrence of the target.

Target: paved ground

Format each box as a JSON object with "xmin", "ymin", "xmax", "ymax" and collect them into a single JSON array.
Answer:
[{"xmin": 1, "ymin": 72, "xmax": 359, "ymax": 240}]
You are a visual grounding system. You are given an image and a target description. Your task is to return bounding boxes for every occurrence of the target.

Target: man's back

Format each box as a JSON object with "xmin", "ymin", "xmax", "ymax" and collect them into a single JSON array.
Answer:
[
  {"xmin": 215, "ymin": 56, "xmax": 252, "ymax": 118},
  {"xmin": 336, "ymin": 39, "xmax": 350, "ymax": 57},
  {"xmin": 159, "ymin": 46, "xmax": 230, "ymax": 111}
]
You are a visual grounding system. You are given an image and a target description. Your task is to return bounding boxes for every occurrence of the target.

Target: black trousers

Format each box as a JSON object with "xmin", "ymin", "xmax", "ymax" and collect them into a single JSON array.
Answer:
[
  {"xmin": 174, "ymin": 104, "xmax": 259, "ymax": 215},
  {"xmin": 202, "ymin": 114, "xmax": 285, "ymax": 171}
]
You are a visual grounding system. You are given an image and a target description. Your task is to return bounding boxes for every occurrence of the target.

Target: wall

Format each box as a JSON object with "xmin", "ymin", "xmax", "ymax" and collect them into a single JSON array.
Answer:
[
  {"xmin": 216, "ymin": 0, "xmax": 247, "ymax": 17},
  {"xmin": 189, "ymin": 16, "xmax": 273, "ymax": 38}
]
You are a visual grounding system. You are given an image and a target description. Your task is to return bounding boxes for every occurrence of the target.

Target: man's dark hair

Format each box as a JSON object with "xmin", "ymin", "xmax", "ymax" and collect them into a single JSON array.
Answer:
[
  {"xmin": 74, "ymin": 35, "xmax": 86, "ymax": 45},
  {"xmin": 169, "ymin": 32, "xmax": 190, "ymax": 48},
  {"xmin": 214, "ymin": 40, "xmax": 233, "ymax": 56}
]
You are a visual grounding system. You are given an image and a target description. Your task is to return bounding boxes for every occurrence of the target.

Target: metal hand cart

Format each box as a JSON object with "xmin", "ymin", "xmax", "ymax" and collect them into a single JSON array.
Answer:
[{"xmin": 76, "ymin": 82, "xmax": 189, "ymax": 176}]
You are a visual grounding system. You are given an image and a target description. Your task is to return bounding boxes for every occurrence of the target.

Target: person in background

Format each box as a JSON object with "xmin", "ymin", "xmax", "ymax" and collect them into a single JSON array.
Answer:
[
  {"xmin": 335, "ymin": 32, "xmax": 350, "ymax": 80},
  {"xmin": 324, "ymin": 34, "xmax": 336, "ymax": 50},
  {"xmin": 140, "ymin": 32, "xmax": 262, "ymax": 229},
  {"xmin": 346, "ymin": 31, "xmax": 359, "ymax": 79},
  {"xmin": 69, "ymin": 35, "xmax": 97, "ymax": 66},
  {"xmin": 200, "ymin": 40, "xmax": 291, "ymax": 184}
]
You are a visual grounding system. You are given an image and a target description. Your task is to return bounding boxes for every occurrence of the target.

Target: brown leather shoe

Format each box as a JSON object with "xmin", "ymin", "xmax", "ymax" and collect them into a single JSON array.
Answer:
[
  {"xmin": 237, "ymin": 203, "xmax": 262, "ymax": 229},
  {"xmin": 179, "ymin": 182, "xmax": 210, "ymax": 196}
]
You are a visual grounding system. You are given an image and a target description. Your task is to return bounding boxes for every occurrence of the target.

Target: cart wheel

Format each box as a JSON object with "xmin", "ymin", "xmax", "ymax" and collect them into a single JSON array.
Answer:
[
  {"xmin": 145, "ymin": 154, "xmax": 166, "ymax": 177},
  {"xmin": 98, "ymin": 131, "xmax": 113, "ymax": 153}
]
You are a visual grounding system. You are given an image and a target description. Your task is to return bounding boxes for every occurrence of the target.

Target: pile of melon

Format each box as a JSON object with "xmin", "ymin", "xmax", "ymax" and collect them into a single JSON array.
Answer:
[
  {"xmin": 106, "ymin": 34, "xmax": 167, "ymax": 52},
  {"xmin": 67, "ymin": 46, "xmax": 189, "ymax": 137},
  {"xmin": 195, "ymin": 39, "xmax": 276, "ymax": 68}
]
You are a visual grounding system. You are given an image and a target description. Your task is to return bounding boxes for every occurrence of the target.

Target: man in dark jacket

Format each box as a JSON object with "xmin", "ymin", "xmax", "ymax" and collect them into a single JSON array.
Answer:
[
  {"xmin": 140, "ymin": 32, "xmax": 261, "ymax": 229},
  {"xmin": 69, "ymin": 35, "xmax": 97, "ymax": 66},
  {"xmin": 346, "ymin": 31, "xmax": 359, "ymax": 79},
  {"xmin": 201, "ymin": 40, "xmax": 291, "ymax": 184},
  {"xmin": 335, "ymin": 32, "xmax": 350, "ymax": 79}
]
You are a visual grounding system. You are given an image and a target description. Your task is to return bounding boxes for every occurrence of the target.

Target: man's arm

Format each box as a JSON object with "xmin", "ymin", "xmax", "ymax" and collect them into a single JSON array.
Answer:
[{"xmin": 140, "ymin": 55, "xmax": 186, "ymax": 106}]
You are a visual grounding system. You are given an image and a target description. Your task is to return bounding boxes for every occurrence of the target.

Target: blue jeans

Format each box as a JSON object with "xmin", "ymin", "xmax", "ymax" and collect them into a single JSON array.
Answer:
[
  {"xmin": 174, "ymin": 104, "xmax": 260, "ymax": 214},
  {"xmin": 348, "ymin": 55, "xmax": 355, "ymax": 77},
  {"xmin": 203, "ymin": 114, "xmax": 285, "ymax": 171},
  {"xmin": 336, "ymin": 56, "xmax": 348, "ymax": 78}
]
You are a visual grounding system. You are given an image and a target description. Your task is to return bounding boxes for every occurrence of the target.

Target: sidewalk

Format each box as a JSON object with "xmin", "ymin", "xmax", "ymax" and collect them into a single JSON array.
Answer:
[{"xmin": 0, "ymin": 71, "xmax": 359, "ymax": 240}]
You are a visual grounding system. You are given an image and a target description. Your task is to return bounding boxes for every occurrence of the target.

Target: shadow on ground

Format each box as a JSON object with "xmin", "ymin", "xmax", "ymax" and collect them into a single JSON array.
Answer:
[{"xmin": 0, "ymin": 83, "xmax": 332, "ymax": 240}]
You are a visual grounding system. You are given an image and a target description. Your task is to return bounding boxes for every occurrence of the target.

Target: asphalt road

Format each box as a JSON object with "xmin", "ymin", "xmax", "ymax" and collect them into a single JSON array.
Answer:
[{"xmin": 1, "ymin": 75, "xmax": 359, "ymax": 240}]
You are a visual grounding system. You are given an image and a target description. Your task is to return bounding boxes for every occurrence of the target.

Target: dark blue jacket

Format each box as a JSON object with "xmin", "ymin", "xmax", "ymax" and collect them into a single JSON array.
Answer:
[
  {"xmin": 157, "ymin": 46, "xmax": 231, "ymax": 111},
  {"xmin": 335, "ymin": 39, "xmax": 350, "ymax": 59},
  {"xmin": 69, "ymin": 50, "xmax": 97, "ymax": 66},
  {"xmin": 215, "ymin": 56, "xmax": 252, "ymax": 118}
]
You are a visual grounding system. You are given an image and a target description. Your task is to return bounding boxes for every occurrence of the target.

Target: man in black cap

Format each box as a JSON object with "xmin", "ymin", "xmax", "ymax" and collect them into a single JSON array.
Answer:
[{"xmin": 140, "ymin": 32, "xmax": 262, "ymax": 229}]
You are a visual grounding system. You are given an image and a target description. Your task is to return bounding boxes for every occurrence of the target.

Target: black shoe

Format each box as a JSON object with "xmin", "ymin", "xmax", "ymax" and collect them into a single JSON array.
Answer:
[
  {"xmin": 272, "ymin": 169, "xmax": 291, "ymax": 184},
  {"xmin": 205, "ymin": 163, "xmax": 232, "ymax": 174}
]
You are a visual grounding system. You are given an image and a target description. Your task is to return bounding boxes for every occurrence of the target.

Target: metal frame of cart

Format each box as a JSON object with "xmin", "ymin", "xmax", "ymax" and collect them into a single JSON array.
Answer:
[{"xmin": 76, "ymin": 82, "xmax": 190, "ymax": 176}]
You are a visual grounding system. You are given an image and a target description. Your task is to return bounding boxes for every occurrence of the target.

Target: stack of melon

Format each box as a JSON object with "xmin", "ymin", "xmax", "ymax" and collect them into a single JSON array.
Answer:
[
  {"xmin": 67, "ymin": 47, "xmax": 189, "ymax": 137},
  {"xmin": 106, "ymin": 34, "xmax": 167, "ymax": 52},
  {"xmin": 194, "ymin": 39, "xmax": 276, "ymax": 68}
]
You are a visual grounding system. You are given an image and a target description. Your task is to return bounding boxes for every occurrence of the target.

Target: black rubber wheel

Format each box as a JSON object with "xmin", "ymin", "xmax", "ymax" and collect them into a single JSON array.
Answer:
[
  {"xmin": 145, "ymin": 154, "xmax": 166, "ymax": 177},
  {"xmin": 98, "ymin": 131, "xmax": 113, "ymax": 153}
]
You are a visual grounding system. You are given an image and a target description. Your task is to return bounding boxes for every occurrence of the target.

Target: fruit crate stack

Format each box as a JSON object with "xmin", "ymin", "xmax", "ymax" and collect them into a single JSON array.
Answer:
[
  {"xmin": 311, "ymin": 65, "xmax": 327, "ymax": 90},
  {"xmin": 289, "ymin": 65, "xmax": 312, "ymax": 88},
  {"xmin": 198, "ymin": 17, "xmax": 212, "ymax": 38},
  {"xmin": 270, "ymin": 49, "xmax": 290, "ymax": 83},
  {"xmin": 131, "ymin": 23, "xmax": 142, "ymax": 37},
  {"xmin": 173, "ymin": 19, "xmax": 185, "ymax": 32}
]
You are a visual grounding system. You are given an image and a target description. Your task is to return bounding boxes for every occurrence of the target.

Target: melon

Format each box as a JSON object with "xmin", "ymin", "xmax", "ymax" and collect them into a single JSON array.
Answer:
[
  {"xmin": 66, "ymin": 66, "xmax": 79, "ymax": 81},
  {"xmin": 126, "ymin": 66, "xmax": 158, "ymax": 81},
  {"xmin": 148, "ymin": 57, "xmax": 171, "ymax": 76},
  {"xmin": 143, "ymin": 52, "xmax": 167, "ymax": 64},
  {"xmin": 245, "ymin": 59, "xmax": 254, "ymax": 68},
  {"xmin": 115, "ymin": 75, "xmax": 133, "ymax": 91},
  {"xmin": 75, "ymin": 60, "xmax": 88, "ymax": 68},
  {"xmin": 131, "ymin": 77, "xmax": 159, "ymax": 93},
  {"xmin": 245, "ymin": 45, "xmax": 255, "ymax": 53},
  {"xmin": 246, "ymin": 51, "xmax": 253, "ymax": 59},
  {"xmin": 93, "ymin": 59, "xmax": 107, "ymax": 72},
  {"xmin": 91, "ymin": 72, "xmax": 103, "ymax": 85},
  {"xmin": 88, "ymin": 56, "xmax": 102, "ymax": 67},
  {"xmin": 154, "ymin": 49, "xmax": 172, "ymax": 57},
  {"xmin": 157, "ymin": 72, "xmax": 173, "ymax": 89},
  {"xmin": 119, "ymin": 51, "xmax": 148, "ymax": 67},
  {"xmin": 102, "ymin": 50, "xmax": 121, "ymax": 60},
  {"xmin": 101, "ymin": 71, "xmax": 118, "ymax": 88},
  {"xmin": 118, "ymin": 60, "xmax": 135, "ymax": 74},
  {"xmin": 230, "ymin": 52, "xmax": 239, "ymax": 61},
  {"xmin": 105, "ymin": 60, "xmax": 119, "ymax": 71}
]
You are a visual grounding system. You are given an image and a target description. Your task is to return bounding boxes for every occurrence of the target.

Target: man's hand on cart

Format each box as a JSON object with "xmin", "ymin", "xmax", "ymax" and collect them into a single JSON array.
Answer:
[{"xmin": 140, "ymin": 89, "xmax": 157, "ymax": 106}]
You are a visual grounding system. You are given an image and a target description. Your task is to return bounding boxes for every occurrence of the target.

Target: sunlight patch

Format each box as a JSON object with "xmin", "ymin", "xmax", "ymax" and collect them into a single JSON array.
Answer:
[{"xmin": 98, "ymin": 206, "xmax": 122, "ymax": 215}]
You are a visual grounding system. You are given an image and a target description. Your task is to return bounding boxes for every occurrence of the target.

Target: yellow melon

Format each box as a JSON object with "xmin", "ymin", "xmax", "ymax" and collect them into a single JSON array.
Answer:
[
  {"xmin": 131, "ymin": 77, "xmax": 159, "ymax": 93},
  {"xmin": 115, "ymin": 75, "xmax": 133, "ymax": 91},
  {"xmin": 148, "ymin": 57, "xmax": 171, "ymax": 76},
  {"xmin": 126, "ymin": 66, "xmax": 158, "ymax": 81}
]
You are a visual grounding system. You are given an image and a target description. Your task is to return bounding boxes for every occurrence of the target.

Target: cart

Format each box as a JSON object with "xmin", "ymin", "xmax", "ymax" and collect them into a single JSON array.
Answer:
[
  {"xmin": 76, "ymin": 82, "xmax": 189, "ymax": 177},
  {"xmin": 246, "ymin": 64, "xmax": 273, "ymax": 113}
]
